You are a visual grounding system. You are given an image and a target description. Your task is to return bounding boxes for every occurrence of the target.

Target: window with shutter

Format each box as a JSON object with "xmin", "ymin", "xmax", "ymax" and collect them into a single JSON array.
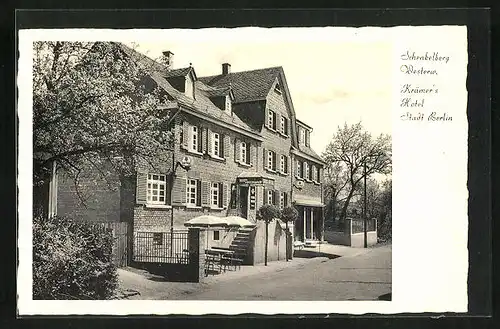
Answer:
[
  {"xmin": 204, "ymin": 128, "xmax": 210, "ymax": 154},
  {"xmin": 136, "ymin": 171, "xmax": 148, "ymax": 205},
  {"xmin": 146, "ymin": 174, "xmax": 167, "ymax": 205},
  {"xmin": 223, "ymin": 184, "xmax": 229, "ymax": 208},
  {"xmin": 202, "ymin": 127, "xmax": 208, "ymax": 154},
  {"xmin": 211, "ymin": 182, "xmax": 220, "ymax": 208},
  {"xmin": 181, "ymin": 121, "xmax": 189, "ymax": 150},
  {"xmin": 279, "ymin": 192, "xmax": 285, "ymax": 209},
  {"xmin": 223, "ymin": 135, "xmax": 229, "ymax": 158},
  {"xmin": 186, "ymin": 179, "xmax": 198, "ymax": 206},
  {"xmin": 201, "ymin": 181, "xmax": 210, "ymax": 206},
  {"xmin": 267, "ymin": 190, "xmax": 273, "ymax": 205},
  {"xmin": 196, "ymin": 180, "xmax": 202, "ymax": 206},
  {"xmin": 190, "ymin": 126, "xmax": 199, "ymax": 152},
  {"xmin": 240, "ymin": 142, "xmax": 247, "ymax": 164},
  {"xmin": 172, "ymin": 177, "xmax": 187, "ymax": 205},
  {"xmin": 234, "ymin": 138, "xmax": 241, "ymax": 162}
]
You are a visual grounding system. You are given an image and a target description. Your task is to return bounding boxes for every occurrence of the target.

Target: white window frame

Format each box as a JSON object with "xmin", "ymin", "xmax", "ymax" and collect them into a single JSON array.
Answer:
[
  {"xmin": 279, "ymin": 192, "xmax": 285, "ymax": 210},
  {"xmin": 186, "ymin": 179, "xmax": 198, "ymax": 206},
  {"xmin": 267, "ymin": 190, "xmax": 274, "ymax": 205},
  {"xmin": 267, "ymin": 109, "xmax": 275, "ymax": 130},
  {"xmin": 225, "ymin": 95, "xmax": 232, "ymax": 112},
  {"xmin": 147, "ymin": 174, "xmax": 167, "ymax": 205},
  {"xmin": 211, "ymin": 182, "xmax": 220, "ymax": 208},
  {"xmin": 212, "ymin": 132, "xmax": 221, "ymax": 157},
  {"xmin": 280, "ymin": 155, "xmax": 286, "ymax": 173},
  {"xmin": 267, "ymin": 150, "xmax": 275, "ymax": 171},
  {"xmin": 300, "ymin": 128, "xmax": 305, "ymax": 145},
  {"xmin": 190, "ymin": 125, "xmax": 198, "ymax": 152},
  {"xmin": 296, "ymin": 160, "xmax": 302, "ymax": 177},
  {"xmin": 304, "ymin": 162, "xmax": 310, "ymax": 180},
  {"xmin": 312, "ymin": 166, "xmax": 317, "ymax": 182},
  {"xmin": 240, "ymin": 142, "xmax": 247, "ymax": 164},
  {"xmin": 280, "ymin": 116, "xmax": 285, "ymax": 134}
]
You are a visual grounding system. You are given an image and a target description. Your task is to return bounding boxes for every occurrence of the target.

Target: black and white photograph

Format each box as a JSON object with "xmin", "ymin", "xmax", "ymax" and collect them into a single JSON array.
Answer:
[{"xmin": 18, "ymin": 24, "xmax": 469, "ymax": 315}]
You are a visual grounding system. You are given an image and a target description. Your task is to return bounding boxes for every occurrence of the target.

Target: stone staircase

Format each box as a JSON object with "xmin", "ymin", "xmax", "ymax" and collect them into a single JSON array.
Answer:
[{"xmin": 228, "ymin": 227, "xmax": 255, "ymax": 260}]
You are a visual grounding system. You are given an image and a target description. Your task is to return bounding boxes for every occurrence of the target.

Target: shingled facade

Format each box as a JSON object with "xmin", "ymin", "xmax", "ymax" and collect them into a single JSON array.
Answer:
[{"xmin": 53, "ymin": 42, "xmax": 326, "ymax": 243}]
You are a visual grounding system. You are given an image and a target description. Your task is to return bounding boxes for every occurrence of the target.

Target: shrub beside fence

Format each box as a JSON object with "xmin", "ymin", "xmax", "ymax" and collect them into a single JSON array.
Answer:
[{"xmin": 33, "ymin": 215, "xmax": 119, "ymax": 300}]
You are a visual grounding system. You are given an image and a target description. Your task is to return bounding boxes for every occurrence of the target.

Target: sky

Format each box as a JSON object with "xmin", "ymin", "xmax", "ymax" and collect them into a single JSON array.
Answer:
[{"xmin": 126, "ymin": 27, "xmax": 393, "ymax": 155}]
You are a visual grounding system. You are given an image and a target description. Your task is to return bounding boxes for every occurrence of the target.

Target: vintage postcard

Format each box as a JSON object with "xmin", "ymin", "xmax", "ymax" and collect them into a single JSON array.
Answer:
[{"xmin": 17, "ymin": 26, "xmax": 468, "ymax": 315}]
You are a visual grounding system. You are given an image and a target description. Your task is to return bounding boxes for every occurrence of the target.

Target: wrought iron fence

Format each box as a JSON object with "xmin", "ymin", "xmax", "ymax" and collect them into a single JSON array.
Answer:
[{"xmin": 134, "ymin": 230, "xmax": 189, "ymax": 264}]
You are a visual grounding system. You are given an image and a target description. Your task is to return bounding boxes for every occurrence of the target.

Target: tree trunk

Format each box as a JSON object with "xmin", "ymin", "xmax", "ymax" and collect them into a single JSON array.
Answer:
[
  {"xmin": 285, "ymin": 221, "xmax": 289, "ymax": 261},
  {"xmin": 340, "ymin": 182, "xmax": 357, "ymax": 221},
  {"xmin": 265, "ymin": 222, "xmax": 269, "ymax": 266}
]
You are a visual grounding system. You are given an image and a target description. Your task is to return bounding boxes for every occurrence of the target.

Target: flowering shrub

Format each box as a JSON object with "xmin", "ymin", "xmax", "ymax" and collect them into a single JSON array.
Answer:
[{"xmin": 33, "ymin": 215, "xmax": 118, "ymax": 299}]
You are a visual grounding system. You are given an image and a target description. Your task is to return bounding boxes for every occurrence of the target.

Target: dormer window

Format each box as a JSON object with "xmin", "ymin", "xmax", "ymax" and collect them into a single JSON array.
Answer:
[
  {"xmin": 185, "ymin": 75, "xmax": 194, "ymax": 99},
  {"xmin": 299, "ymin": 127, "xmax": 306, "ymax": 145},
  {"xmin": 225, "ymin": 95, "xmax": 232, "ymax": 113}
]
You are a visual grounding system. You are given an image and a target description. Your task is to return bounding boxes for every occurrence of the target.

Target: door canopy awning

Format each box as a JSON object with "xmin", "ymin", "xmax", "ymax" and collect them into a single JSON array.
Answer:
[
  {"xmin": 237, "ymin": 172, "xmax": 274, "ymax": 186},
  {"xmin": 293, "ymin": 197, "xmax": 325, "ymax": 207}
]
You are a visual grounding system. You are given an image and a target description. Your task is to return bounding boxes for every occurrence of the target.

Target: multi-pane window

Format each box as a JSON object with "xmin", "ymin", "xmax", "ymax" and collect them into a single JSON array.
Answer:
[
  {"xmin": 190, "ymin": 126, "xmax": 198, "ymax": 152},
  {"xmin": 267, "ymin": 190, "xmax": 274, "ymax": 205},
  {"xmin": 280, "ymin": 155, "xmax": 288, "ymax": 174},
  {"xmin": 267, "ymin": 150, "xmax": 276, "ymax": 171},
  {"xmin": 304, "ymin": 162, "xmax": 310, "ymax": 180},
  {"xmin": 225, "ymin": 95, "xmax": 232, "ymax": 113},
  {"xmin": 211, "ymin": 182, "xmax": 220, "ymax": 208},
  {"xmin": 280, "ymin": 117, "xmax": 288, "ymax": 135},
  {"xmin": 267, "ymin": 110, "xmax": 277, "ymax": 130},
  {"xmin": 241, "ymin": 142, "xmax": 247, "ymax": 164},
  {"xmin": 312, "ymin": 166, "xmax": 318, "ymax": 182},
  {"xmin": 186, "ymin": 179, "xmax": 198, "ymax": 206},
  {"xmin": 147, "ymin": 174, "xmax": 167, "ymax": 204},
  {"xmin": 213, "ymin": 132, "xmax": 221, "ymax": 157},
  {"xmin": 305, "ymin": 130, "xmax": 310, "ymax": 146},
  {"xmin": 299, "ymin": 128, "xmax": 305, "ymax": 145},
  {"xmin": 279, "ymin": 192, "xmax": 287, "ymax": 210},
  {"xmin": 296, "ymin": 160, "xmax": 302, "ymax": 178}
]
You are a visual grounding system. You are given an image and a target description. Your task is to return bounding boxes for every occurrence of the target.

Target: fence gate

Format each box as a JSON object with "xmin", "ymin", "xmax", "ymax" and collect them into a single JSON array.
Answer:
[
  {"xmin": 134, "ymin": 231, "xmax": 190, "ymax": 264},
  {"xmin": 95, "ymin": 222, "xmax": 130, "ymax": 268}
]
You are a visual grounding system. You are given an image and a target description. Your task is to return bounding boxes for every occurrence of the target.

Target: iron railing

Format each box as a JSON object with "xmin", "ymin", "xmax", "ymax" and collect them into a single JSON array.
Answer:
[{"xmin": 134, "ymin": 230, "xmax": 189, "ymax": 263}]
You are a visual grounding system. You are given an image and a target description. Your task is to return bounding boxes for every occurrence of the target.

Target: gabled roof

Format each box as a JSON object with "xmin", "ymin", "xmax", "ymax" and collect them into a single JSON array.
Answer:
[
  {"xmin": 199, "ymin": 67, "xmax": 282, "ymax": 103},
  {"xmin": 112, "ymin": 42, "xmax": 259, "ymax": 137},
  {"xmin": 162, "ymin": 66, "xmax": 197, "ymax": 81},
  {"xmin": 296, "ymin": 145, "xmax": 324, "ymax": 164},
  {"xmin": 296, "ymin": 118, "xmax": 313, "ymax": 131}
]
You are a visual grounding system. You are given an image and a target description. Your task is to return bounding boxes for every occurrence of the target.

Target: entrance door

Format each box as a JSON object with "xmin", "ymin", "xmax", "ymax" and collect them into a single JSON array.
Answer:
[{"xmin": 239, "ymin": 186, "xmax": 249, "ymax": 218}]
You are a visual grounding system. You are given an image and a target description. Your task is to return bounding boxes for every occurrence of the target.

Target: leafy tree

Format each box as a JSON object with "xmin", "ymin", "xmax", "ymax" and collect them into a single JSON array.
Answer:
[
  {"xmin": 256, "ymin": 204, "xmax": 280, "ymax": 266},
  {"xmin": 322, "ymin": 122, "xmax": 392, "ymax": 221},
  {"xmin": 377, "ymin": 180, "xmax": 392, "ymax": 241},
  {"xmin": 281, "ymin": 206, "xmax": 298, "ymax": 261},
  {"xmin": 33, "ymin": 41, "xmax": 174, "ymax": 212}
]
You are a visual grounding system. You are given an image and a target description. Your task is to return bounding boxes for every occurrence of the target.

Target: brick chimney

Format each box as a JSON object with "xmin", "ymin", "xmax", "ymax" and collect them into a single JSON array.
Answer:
[
  {"xmin": 162, "ymin": 51, "xmax": 174, "ymax": 69},
  {"xmin": 222, "ymin": 63, "xmax": 231, "ymax": 75}
]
